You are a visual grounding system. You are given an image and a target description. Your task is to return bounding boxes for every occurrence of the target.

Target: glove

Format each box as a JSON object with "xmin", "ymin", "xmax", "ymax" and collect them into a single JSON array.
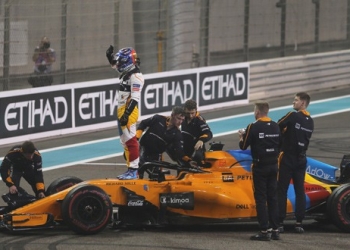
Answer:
[
  {"xmin": 9, "ymin": 185, "xmax": 18, "ymax": 194},
  {"xmin": 119, "ymin": 99, "xmax": 138, "ymax": 127},
  {"xmin": 106, "ymin": 45, "xmax": 114, "ymax": 64},
  {"xmin": 119, "ymin": 113, "xmax": 129, "ymax": 126},
  {"xmin": 37, "ymin": 192, "xmax": 45, "ymax": 199},
  {"xmin": 189, "ymin": 161, "xmax": 198, "ymax": 167},
  {"xmin": 194, "ymin": 140, "xmax": 204, "ymax": 150}
]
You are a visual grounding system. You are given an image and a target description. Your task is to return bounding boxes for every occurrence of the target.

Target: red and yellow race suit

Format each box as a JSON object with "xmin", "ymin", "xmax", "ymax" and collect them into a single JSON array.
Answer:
[{"xmin": 117, "ymin": 69, "xmax": 144, "ymax": 169}]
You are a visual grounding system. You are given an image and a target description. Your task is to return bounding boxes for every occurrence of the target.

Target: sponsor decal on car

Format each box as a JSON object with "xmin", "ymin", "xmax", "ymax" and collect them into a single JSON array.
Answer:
[
  {"xmin": 222, "ymin": 173, "xmax": 234, "ymax": 182},
  {"xmin": 127, "ymin": 200, "xmax": 144, "ymax": 207},
  {"xmin": 236, "ymin": 175, "xmax": 252, "ymax": 181},
  {"xmin": 159, "ymin": 192, "xmax": 194, "ymax": 210}
]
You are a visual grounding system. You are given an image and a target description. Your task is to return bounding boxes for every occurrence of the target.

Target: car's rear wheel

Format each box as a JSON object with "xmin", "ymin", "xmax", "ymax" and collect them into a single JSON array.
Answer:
[
  {"xmin": 46, "ymin": 176, "xmax": 83, "ymax": 196},
  {"xmin": 327, "ymin": 183, "xmax": 350, "ymax": 232},
  {"xmin": 61, "ymin": 184, "xmax": 112, "ymax": 235}
]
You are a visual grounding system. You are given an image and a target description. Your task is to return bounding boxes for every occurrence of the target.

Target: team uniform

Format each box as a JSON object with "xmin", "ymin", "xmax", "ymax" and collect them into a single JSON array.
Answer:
[
  {"xmin": 0, "ymin": 145, "xmax": 45, "ymax": 196},
  {"xmin": 106, "ymin": 46, "xmax": 144, "ymax": 180},
  {"xmin": 239, "ymin": 117, "xmax": 281, "ymax": 234},
  {"xmin": 181, "ymin": 112, "xmax": 212, "ymax": 160},
  {"xmin": 277, "ymin": 110, "xmax": 314, "ymax": 227},
  {"xmin": 136, "ymin": 115, "xmax": 189, "ymax": 166}
]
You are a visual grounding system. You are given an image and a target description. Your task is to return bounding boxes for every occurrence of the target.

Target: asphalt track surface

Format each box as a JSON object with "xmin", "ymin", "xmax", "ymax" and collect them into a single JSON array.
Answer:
[{"xmin": 0, "ymin": 87, "xmax": 349, "ymax": 249}]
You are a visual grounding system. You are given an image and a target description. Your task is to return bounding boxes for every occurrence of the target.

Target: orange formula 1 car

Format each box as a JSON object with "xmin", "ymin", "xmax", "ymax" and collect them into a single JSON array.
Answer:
[{"xmin": 0, "ymin": 144, "xmax": 350, "ymax": 235}]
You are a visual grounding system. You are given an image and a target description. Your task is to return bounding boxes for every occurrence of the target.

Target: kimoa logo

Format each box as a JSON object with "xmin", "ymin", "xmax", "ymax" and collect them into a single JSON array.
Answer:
[
  {"xmin": 160, "ymin": 196, "xmax": 190, "ymax": 205},
  {"xmin": 169, "ymin": 197, "xmax": 190, "ymax": 204}
]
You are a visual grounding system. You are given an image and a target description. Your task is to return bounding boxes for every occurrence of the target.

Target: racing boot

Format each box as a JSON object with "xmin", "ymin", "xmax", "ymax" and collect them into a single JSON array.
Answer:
[{"xmin": 117, "ymin": 168, "xmax": 138, "ymax": 180}]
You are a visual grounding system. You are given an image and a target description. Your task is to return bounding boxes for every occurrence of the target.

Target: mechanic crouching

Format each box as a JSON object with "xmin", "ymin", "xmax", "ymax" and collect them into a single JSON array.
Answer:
[
  {"xmin": 238, "ymin": 102, "xmax": 281, "ymax": 241},
  {"xmin": 0, "ymin": 141, "xmax": 45, "ymax": 211},
  {"xmin": 136, "ymin": 106, "xmax": 194, "ymax": 177}
]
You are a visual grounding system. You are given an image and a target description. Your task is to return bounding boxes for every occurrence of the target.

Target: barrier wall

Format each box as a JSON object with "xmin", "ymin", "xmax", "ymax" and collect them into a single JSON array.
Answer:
[{"xmin": 249, "ymin": 50, "xmax": 350, "ymax": 100}]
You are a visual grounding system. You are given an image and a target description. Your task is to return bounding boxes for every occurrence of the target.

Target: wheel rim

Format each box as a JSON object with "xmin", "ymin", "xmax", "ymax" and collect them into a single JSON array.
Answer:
[{"xmin": 75, "ymin": 196, "xmax": 105, "ymax": 223}]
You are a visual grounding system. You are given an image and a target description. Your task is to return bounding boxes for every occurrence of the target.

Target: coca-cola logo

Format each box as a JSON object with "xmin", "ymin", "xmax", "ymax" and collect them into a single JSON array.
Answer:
[{"xmin": 128, "ymin": 200, "xmax": 144, "ymax": 206}]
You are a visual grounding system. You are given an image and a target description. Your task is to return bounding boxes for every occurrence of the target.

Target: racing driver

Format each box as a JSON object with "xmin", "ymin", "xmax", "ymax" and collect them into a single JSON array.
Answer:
[{"xmin": 106, "ymin": 46, "xmax": 144, "ymax": 180}]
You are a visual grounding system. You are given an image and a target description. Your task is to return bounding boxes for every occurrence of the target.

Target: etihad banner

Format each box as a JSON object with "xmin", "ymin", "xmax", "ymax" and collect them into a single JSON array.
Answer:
[
  {"xmin": 0, "ymin": 78, "xmax": 120, "ymax": 144},
  {"xmin": 0, "ymin": 63, "xmax": 249, "ymax": 145},
  {"xmin": 140, "ymin": 63, "xmax": 249, "ymax": 116},
  {"xmin": 0, "ymin": 89, "xmax": 73, "ymax": 138}
]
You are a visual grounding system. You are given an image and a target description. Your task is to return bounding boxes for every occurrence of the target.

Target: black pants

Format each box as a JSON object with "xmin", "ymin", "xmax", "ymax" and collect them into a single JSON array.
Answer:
[
  {"xmin": 277, "ymin": 152, "xmax": 307, "ymax": 223},
  {"xmin": 139, "ymin": 146, "xmax": 162, "ymax": 167},
  {"xmin": 11, "ymin": 169, "xmax": 38, "ymax": 196},
  {"xmin": 252, "ymin": 163, "xmax": 279, "ymax": 230}
]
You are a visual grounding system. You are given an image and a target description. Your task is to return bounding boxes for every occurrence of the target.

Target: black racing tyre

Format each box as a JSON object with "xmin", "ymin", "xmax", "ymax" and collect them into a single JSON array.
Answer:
[
  {"xmin": 61, "ymin": 184, "xmax": 112, "ymax": 235},
  {"xmin": 327, "ymin": 183, "xmax": 350, "ymax": 232},
  {"xmin": 46, "ymin": 176, "xmax": 83, "ymax": 196}
]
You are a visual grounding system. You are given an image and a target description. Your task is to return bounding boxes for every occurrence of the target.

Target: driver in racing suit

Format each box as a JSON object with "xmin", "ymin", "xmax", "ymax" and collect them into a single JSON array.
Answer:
[{"xmin": 106, "ymin": 46, "xmax": 144, "ymax": 180}]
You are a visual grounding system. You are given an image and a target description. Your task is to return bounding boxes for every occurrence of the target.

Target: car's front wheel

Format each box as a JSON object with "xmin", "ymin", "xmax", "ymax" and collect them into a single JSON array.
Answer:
[
  {"xmin": 327, "ymin": 183, "xmax": 350, "ymax": 232},
  {"xmin": 61, "ymin": 184, "xmax": 112, "ymax": 235},
  {"xmin": 46, "ymin": 176, "xmax": 83, "ymax": 196}
]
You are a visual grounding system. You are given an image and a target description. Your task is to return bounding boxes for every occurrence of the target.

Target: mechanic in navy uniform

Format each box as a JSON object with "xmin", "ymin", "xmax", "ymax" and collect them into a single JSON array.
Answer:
[
  {"xmin": 238, "ymin": 102, "xmax": 281, "ymax": 241},
  {"xmin": 0, "ymin": 141, "xmax": 45, "ymax": 199},
  {"xmin": 181, "ymin": 99, "xmax": 213, "ymax": 165},
  {"xmin": 136, "ymin": 106, "xmax": 192, "ymax": 168},
  {"xmin": 277, "ymin": 92, "xmax": 314, "ymax": 234}
]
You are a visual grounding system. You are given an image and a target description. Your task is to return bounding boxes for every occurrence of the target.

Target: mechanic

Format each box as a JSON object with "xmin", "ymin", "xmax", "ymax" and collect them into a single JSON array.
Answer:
[
  {"xmin": 238, "ymin": 102, "xmax": 281, "ymax": 241},
  {"xmin": 106, "ymin": 46, "xmax": 144, "ymax": 180},
  {"xmin": 181, "ymin": 99, "xmax": 213, "ymax": 166},
  {"xmin": 0, "ymin": 141, "xmax": 45, "ymax": 199},
  {"xmin": 277, "ymin": 92, "xmax": 314, "ymax": 234},
  {"xmin": 136, "ymin": 106, "xmax": 192, "ymax": 169}
]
